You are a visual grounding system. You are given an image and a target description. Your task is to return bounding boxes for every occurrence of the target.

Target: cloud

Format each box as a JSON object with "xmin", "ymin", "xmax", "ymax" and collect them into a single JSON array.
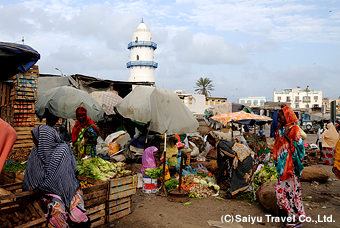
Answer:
[{"xmin": 172, "ymin": 30, "xmax": 248, "ymax": 64}]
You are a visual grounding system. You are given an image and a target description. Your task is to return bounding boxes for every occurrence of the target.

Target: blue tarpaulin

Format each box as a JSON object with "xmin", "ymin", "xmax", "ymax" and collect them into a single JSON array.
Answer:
[{"xmin": 0, "ymin": 42, "xmax": 40, "ymax": 80}]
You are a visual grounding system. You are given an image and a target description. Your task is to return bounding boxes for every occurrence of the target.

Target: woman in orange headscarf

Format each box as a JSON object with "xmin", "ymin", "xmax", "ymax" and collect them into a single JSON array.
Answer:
[
  {"xmin": 71, "ymin": 107, "xmax": 99, "ymax": 158},
  {"xmin": 273, "ymin": 105, "xmax": 305, "ymax": 228}
]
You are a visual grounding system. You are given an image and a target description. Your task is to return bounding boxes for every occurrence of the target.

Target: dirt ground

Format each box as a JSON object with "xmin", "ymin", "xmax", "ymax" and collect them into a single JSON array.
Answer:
[{"xmin": 103, "ymin": 133, "xmax": 340, "ymax": 228}]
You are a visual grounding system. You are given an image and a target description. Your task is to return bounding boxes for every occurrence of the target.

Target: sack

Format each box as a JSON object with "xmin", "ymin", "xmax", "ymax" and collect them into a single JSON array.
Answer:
[{"xmin": 290, "ymin": 125, "xmax": 307, "ymax": 140}]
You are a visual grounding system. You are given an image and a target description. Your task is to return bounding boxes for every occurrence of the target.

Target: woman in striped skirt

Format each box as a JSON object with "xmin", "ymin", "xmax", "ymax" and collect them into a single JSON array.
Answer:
[{"xmin": 23, "ymin": 111, "xmax": 90, "ymax": 228}]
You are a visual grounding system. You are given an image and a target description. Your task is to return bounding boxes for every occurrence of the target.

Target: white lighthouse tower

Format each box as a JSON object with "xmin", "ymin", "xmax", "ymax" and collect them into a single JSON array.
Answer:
[{"xmin": 127, "ymin": 19, "xmax": 158, "ymax": 84}]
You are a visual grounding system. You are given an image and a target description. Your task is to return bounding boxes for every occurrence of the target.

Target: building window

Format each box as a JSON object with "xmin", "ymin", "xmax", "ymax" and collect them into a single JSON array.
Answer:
[
  {"xmin": 303, "ymin": 96, "xmax": 311, "ymax": 103},
  {"xmin": 253, "ymin": 100, "xmax": 258, "ymax": 105},
  {"xmin": 314, "ymin": 96, "xmax": 318, "ymax": 101},
  {"xmin": 260, "ymin": 100, "xmax": 265, "ymax": 106},
  {"xmin": 286, "ymin": 96, "xmax": 291, "ymax": 102},
  {"xmin": 247, "ymin": 100, "xmax": 251, "ymax": 104},
  {"xmin": 136, "ymin": 55, "xmax": 139, "ymax": 60},
  {"xmin": 135, "ymin": 37, "xmax": 138, "ymax": 42},
  {"xmin": 295, "ymin": 96, "xmax": 299, "ymax": 102},
  {"xmin": 240, "ymin": 100, "xmax": 245, "ymax": 104},
  {"xmin": 277, "ymin": 96, "xmax": 281, "ymax": 101},
  {"xmin": 296, "ymin": 104, "xmax": 299, "ymax": 108}
]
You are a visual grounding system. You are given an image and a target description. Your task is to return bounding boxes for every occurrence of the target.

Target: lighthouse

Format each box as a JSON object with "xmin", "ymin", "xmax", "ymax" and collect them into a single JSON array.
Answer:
[{"xmin": 127, "ymin": 19, "xmax": 158, "ymax": 84}]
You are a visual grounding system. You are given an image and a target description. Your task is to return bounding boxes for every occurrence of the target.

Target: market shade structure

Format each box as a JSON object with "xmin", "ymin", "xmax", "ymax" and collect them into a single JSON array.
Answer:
[
  {"xmin": 35, "ymin": 86, "xmax": 104, "ymax": 122},
  {"xmin": 0, "ymin": 42, "xmax": 40, "ymax": 80},
  {"xmin": 90, "ymin": 91, "xmax": 123, "ymax": 115},
  {"xmin": 115, "ymin": 86, "xmax": 199, "ymax": 135},
  {"xmin": 211, "ymin": 110, "xmax": 272, "ymax": 126}
]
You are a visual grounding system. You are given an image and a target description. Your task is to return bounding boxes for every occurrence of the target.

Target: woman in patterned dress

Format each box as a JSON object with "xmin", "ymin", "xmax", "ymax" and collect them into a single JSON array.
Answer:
[
  {"xmin": 207, "ymin": 131, "xmax": 254, "ymax": 198},
  {"xmin": 71, "ymin": 107, "xmax": 99, "ymax": 158},
  {"xmin": 273, "ymin": 105, "xmax": 305, "ymax": 228}
]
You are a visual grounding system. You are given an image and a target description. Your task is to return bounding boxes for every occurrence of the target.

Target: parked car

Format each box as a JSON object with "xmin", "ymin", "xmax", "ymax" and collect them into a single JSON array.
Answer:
[{"xmin": 301, "ymin": 120, "xmax": 318, "ymax": 134}]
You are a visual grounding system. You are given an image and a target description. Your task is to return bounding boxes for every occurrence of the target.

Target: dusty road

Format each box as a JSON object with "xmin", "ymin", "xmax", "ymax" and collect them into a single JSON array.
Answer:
[{"xmin": 104, "ymin": 132, "xmax": 338, "ymax": 228}]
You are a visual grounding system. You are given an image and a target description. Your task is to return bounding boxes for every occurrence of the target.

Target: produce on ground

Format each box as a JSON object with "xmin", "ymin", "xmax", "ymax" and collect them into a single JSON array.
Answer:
[
  {"xmin": 254, "ymin": 166, "xmax": 277, "ymax": 191},
  {"xmin": 236, "ymin": 165, "xmax": 278, "ymax": 202},
  {"xmin": 189, "ymin": 184, "xmax": 216, "ymax": 198},
  {"xmin": 165, "ymin": 179, "xmax": 178, "ymax": 192},
  {"xmin": 77, "ymin": 157, "xmax": 132, "ymax": 181}
]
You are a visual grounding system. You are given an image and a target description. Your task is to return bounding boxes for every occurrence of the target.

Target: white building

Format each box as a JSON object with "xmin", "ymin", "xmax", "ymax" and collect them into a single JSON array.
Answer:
[
  {"xmin": 175, "ymin": 90, "xmax": 227, "ymax": 114},
  {"xmin": 273, "ymin": 88, "xmax": 322, "ymax": 109},
  {"xmin": 127, "ymin": 19, "xmax": 158, "ymax": 83},
  {"xmin": 237, "ymin": 97, "xmax": 266, "ymax": 107}
]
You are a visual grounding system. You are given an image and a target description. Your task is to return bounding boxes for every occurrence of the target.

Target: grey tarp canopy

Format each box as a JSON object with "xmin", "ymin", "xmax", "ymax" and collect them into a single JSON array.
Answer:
[
  {"xmin": 35, "ymin": 86, "xmax": 104, "ymax": 122},
  {"xmin": 115, "ymin": 86, "xmax": 199, "ymax": 135}
]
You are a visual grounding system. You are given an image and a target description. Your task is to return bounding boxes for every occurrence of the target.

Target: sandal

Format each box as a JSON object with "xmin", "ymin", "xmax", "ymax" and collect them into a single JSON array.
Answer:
[{"xmin": 224, "ymin": 193, "xmax": 236, "ymax": 199}]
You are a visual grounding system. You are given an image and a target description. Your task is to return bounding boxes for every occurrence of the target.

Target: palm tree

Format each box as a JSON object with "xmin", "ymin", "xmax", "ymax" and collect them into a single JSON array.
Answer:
[{"xmin": 194, "ymin": 77, "xmax": 214, "ymax": 97}]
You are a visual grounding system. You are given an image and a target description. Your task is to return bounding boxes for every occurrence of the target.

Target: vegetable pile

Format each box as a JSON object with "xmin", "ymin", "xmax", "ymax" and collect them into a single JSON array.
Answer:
[
  {"xmin": 2, "ymin": 162, "xmax": 26, "ymax": 173},
  {"xmin": 165, "ymin": 179, "xmax": 178, "ymax": 192},
  {"xmin": 0, "ymin": 212, "xmax": 40, "ymax": 227},
  {"xmin": 77, "ymin": 157, "xmax": 132, "ymax": 181},
  {"xmin": 254, "ymin": 166, "xmax": 277, "ymax": 191},
  {"xmin": 145, "ymin": 167, "xmax": 163, "ymax": 179}
]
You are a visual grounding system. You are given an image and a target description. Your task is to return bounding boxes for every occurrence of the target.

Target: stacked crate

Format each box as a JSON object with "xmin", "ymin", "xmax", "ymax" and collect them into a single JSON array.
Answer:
[
  {"xmin": 7, "ymin": 66, "xmax": 39, "ymax": 160},
  {"xmin": 0, "ymin": 81, "xmax": 12, "ymax": 123},
  {"xmin": 79, "ymin": 176, "xmax": 108, "ymax": 228},
  {"xmin": 106, "ymin": 175, "xmax": 137, "ymax": 223}
]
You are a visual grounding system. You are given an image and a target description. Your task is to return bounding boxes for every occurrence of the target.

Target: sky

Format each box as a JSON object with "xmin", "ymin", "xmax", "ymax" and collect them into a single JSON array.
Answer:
[{"xmin": 0, "ymin": 0, "xmax": 339, "ymax": 102}]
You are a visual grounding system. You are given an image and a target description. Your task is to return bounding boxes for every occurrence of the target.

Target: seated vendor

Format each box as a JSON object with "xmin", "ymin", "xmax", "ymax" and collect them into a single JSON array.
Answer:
[
  {"xmin": 71, "ymin": 107, "xmax": 99, "ymax": 158},
  {"xmin": 141, "ymin": 146, "xmax": 158, "ymax": 175},
  {"xmin": 165, "ymin": 136, "xmax": 179, "ymax": 166},
  {"xmin": 207, "ymin": 131, "xmax": 254, "ymax": 199},
  {"xmin": 23, "ymin": 111, "xmax": 90, "ymax": 228},
  {"xmin": 255, "ymin": 135, "xmax": 273, "ymax": 167}
]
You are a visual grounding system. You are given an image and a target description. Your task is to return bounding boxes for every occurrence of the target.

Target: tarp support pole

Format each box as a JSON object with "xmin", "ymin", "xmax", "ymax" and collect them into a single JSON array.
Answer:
[{"xmin": 162, "ymin": 133, "xmax": 167, "ymax": 196}]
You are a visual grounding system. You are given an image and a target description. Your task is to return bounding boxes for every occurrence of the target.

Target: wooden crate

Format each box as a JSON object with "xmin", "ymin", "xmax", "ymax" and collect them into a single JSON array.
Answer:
[
  {"xmin": 106, "ymin": 175, "xmax": 137, "ymax": 223},
  {"xmin": 305, "ymin": 150, "xmax": 320, "ymax": 165},
  {"xmin": 0, "ymin": 182, "xmax": 47, "ymax": 227},
  {"xmin": 107, "ymin": 175, "xmax": 137, "ymax": 201},
  {"xmin": 0, "ymin": 170, "xmax": 25, "ymax": 185},
  {"xmin": 81, "ymin": 177, "xmax": 108, "ymax": 227},
  {"xmin": 106, "ymin": 196, "xmax": 132, "ymax": 222}
]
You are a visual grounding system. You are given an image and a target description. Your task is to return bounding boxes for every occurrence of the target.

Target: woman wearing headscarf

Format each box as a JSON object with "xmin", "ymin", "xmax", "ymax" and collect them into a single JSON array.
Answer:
[
  {"xmin": 321, "ymin": 123, "xmax": 339, "ymax": 166},
  {"xmin": 72, "ymin": 107, "xmax": 99, "ymax": 158},
  {"xmin": 23, "ymin": 111, "xmax": 90, "ymax": 228},
  {"xmin": 141, "ymin": 146, "xmax": 158, "ymax": 175},
  {"xmin": 255, "ymin": 135, "xmax": 273, "ymax": 167},
  {"xmin": 207, "ymin": 131, "xmax": 254, "ymax": 198},
  {"xmin": 273, "ymin": 105, "xmax": 305, "ymax": 228}
]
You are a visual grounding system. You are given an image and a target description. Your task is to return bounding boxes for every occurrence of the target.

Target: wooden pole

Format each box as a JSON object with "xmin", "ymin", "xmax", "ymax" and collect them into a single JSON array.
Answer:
[
  {"xmin": 254, "ymin": 123, "xmax": 257, "ymax": 153},
  {"xmin": 178, "ymin": 153, "xmax": 184, "ymax": 192},
  {"xmin": 162, "ymin": 133, "xmax": 167, "ymax": 196},
  {"xmin": 231, "ymin": 122, "xmax": 234, "ymax": 140}
]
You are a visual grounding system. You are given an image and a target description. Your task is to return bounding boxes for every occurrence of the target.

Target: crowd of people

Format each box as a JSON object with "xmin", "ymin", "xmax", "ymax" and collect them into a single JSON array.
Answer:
[{"xmin": 1, "ymin": 102, "xmax": 340, "ymax": 228}]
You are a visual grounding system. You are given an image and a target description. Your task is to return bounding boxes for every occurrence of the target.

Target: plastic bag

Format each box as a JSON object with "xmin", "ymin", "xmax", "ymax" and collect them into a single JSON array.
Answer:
[{"xmin": 197, "ymin": 163, "xmax": 209, "ymax": 174}]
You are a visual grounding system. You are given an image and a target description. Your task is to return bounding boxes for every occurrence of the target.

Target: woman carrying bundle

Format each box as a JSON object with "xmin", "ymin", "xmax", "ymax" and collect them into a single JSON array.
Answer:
[{"xmin": 273, "ymin": 105, "xmax": 305, "ymax": 228}]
